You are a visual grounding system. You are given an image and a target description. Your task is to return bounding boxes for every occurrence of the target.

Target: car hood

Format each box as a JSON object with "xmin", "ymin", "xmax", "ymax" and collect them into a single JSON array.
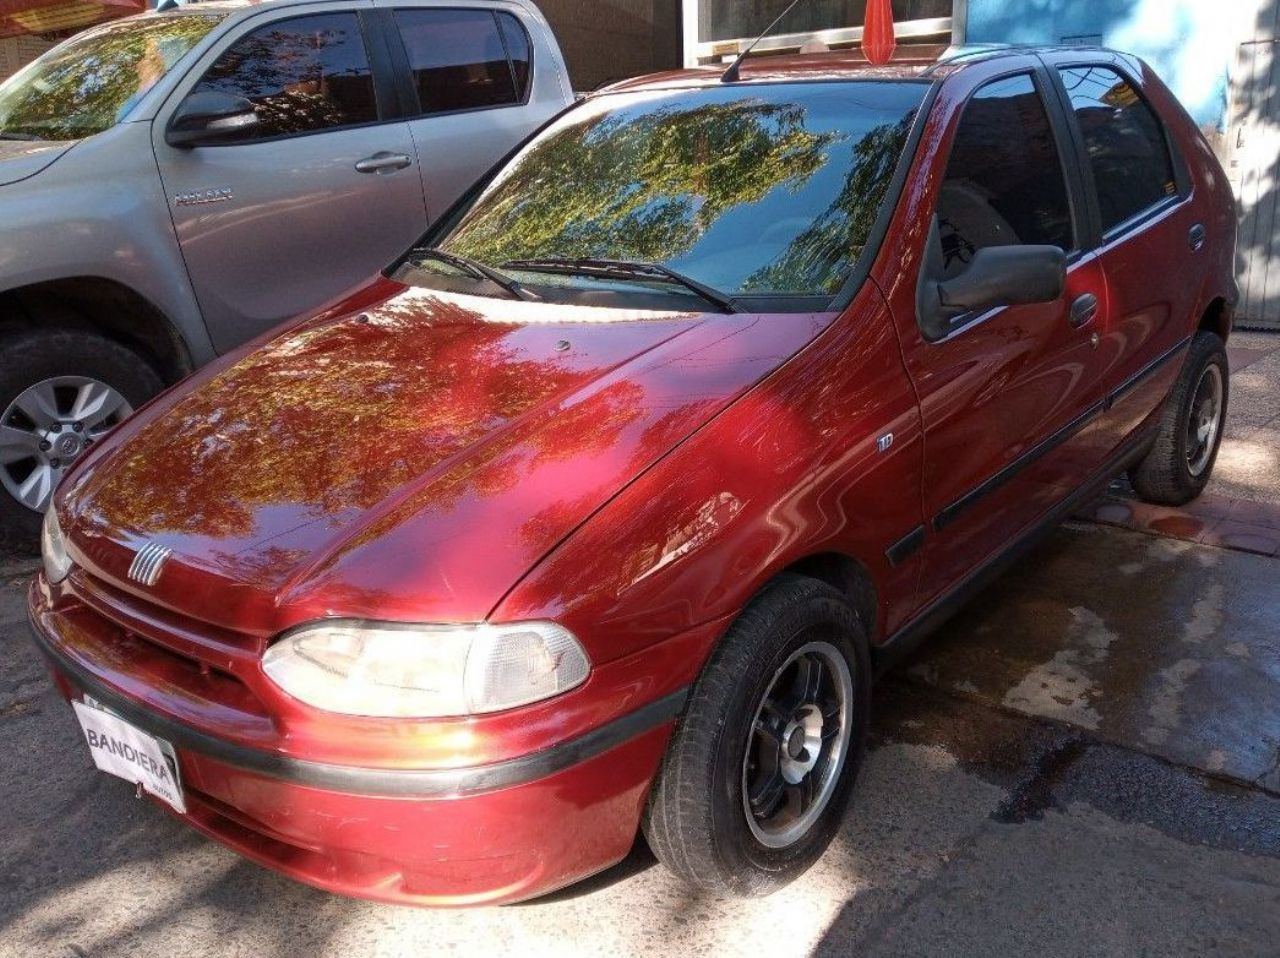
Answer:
[
  {"xmin": 60, "ymin": 280, "xmax": 833, "ymax": 634},
  {"xmin": 0, "ymin": 139, "xmax": 74, "ymax": 187}
]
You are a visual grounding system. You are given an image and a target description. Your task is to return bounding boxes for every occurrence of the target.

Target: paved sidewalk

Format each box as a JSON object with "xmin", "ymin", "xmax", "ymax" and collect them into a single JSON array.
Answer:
[{"xmin": 1080, "ymin": 331, "xmax": 1280, "ymax": 555}]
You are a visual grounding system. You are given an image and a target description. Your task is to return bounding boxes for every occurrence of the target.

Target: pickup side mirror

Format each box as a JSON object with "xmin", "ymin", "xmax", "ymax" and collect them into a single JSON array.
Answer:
[
  {"xmin": 165, "ymin": 92, "xmax": 259, "ymax": 148},
  {"xmin": 917, "ymin": 218, "xmax": 1067, "ymax": 340}
]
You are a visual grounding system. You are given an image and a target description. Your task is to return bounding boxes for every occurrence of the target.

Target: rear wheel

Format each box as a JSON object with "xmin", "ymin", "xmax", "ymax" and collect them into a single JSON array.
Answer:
[
  {"xmin": 1129, "ymin": 331, "xmax": 1229, "ymax": 506},
  {"xmin": 0, "ymin": 329, "xmax": 163, "ymax": 550},
  {"xmin": 643, "ymin": 574, "xmax": 870, "ymax": 896}
]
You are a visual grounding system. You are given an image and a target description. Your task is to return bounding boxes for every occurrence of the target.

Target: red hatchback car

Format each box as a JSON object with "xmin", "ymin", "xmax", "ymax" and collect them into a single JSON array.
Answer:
[{"xmin": 29, "ymin": 47, "xmax": 1235, "ymax": 905}]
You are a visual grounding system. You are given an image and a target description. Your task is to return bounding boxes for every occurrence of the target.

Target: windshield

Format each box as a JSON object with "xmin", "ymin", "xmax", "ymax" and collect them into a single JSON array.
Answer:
[
  {"xmin": 402, "ymin": 81, "xmax": 927, "ymax": 307},
  {"xmin": 0, "ymin": 14, "xmax": 224, "ymax": 141}
]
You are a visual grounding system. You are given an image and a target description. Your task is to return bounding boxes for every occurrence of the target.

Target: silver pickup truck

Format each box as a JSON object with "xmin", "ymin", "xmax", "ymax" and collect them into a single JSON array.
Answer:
[{"xmin": 0, "ymin": 0, "xmax": 572, "ymax": 545}]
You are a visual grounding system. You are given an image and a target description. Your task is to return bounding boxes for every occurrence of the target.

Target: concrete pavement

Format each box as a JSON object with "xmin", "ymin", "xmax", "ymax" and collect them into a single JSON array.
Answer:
[{"xmin": 2, "ymin": 520, "xmax": 1278, "ymax": 958}]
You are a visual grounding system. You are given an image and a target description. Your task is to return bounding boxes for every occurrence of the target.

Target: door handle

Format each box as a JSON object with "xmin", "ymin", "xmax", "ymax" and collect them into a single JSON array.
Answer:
[
  {"xmin": 355, "ymin": 152, "xmax": 412, "ymax": 174},
  {"xmin": 1069, "ymin": 293, "xmax": 1099, "ymax": 329},
  {"xmin": 1189, "ymin": 223, "xmax": 1206, "ymax": 252}
]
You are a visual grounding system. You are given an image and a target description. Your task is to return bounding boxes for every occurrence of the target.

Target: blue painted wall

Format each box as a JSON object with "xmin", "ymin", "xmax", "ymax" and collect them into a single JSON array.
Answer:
[{"xmin": 966, "ymin": 0, "xmax": 1240, "ymax": 130}]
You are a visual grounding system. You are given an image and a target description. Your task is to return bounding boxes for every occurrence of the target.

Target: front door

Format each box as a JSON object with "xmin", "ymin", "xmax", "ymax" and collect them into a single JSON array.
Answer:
[
  {"xmin": 889, "ymin": 69, "xmax": 1110, "ymax": 603},
  {"xmin": 154, "ymin": 6, "xmax": 429, "ymax": 353}
]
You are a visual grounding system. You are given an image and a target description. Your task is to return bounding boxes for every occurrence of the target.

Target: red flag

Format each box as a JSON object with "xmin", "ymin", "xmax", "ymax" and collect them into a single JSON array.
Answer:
[{"xmin": 864, "ymin": 0, "xmax": 897, "ymax": 65}]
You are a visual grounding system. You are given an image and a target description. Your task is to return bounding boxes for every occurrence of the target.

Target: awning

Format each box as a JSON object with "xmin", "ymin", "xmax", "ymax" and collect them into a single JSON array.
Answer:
[{"xmin": 0, "ymin": 0, "xmax": 144, "ymax": 40}]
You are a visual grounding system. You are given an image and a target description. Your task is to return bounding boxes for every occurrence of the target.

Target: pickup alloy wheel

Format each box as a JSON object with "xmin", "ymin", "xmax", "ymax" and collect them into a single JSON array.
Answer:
[
  {"xmin": 1, "ymin": 376, "xmax": 132, "ymax": 512},
  {"xmin": 0, "ymin": 329, "xmax": 163, "ymax": 550}
]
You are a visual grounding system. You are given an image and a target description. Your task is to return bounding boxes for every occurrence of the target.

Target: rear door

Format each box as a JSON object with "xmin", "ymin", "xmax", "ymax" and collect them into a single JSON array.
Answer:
[
  {"xmin": 1044, "ymin": 58, "xmax": 1206, "ymax": 447},
  {"xmin": 886, "ymin": 66, "xmax": 1111, "ymax": 600},
  {"xmin": 153, "ymin": 4, "xmax": 429, "ymax": 353},
  {"xmin": 380, "ymin": 4, "xmax": 568, "ymax": 219}
]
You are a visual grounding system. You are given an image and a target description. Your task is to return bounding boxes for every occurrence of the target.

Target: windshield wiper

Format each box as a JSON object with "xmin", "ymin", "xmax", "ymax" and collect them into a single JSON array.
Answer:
[
  {"xmin": 502, "ymin": 258, "xmax": 739, "ymax": 313},
  {"xmin": 413, "ymin": 248, "xmax": 537, "ymax": 302}
]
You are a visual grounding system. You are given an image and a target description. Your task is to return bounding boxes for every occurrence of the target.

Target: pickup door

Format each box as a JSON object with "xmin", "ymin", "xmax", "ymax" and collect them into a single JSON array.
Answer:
[
  {"xmin": 380, "ymin": 5, "xmax": 570, "ymax": 220},
  {"xmin": 153, "ymin": 5, "xmax": 430, "ymax": 354}
]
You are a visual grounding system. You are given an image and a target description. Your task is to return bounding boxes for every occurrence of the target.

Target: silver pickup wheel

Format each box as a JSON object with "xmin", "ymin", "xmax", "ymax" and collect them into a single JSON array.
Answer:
[{"xmin": 0, "ymin": 329, "xmax": 162, "ymax": 550}]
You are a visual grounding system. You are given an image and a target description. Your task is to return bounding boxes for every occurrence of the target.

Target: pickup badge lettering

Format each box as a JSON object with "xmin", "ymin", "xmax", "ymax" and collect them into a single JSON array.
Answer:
[{"xmin": 174, "ymin": 187, "xmax": 234, "ymax": 207}]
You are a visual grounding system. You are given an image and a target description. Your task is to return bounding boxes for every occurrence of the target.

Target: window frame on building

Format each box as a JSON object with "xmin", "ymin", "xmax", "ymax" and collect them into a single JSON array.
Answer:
[{"xmin": 680, "ymin": 0, "xmax": 962, "ymax": 68}]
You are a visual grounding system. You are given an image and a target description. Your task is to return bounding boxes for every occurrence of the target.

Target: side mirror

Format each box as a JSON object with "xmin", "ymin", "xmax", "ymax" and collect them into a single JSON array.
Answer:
[
  {"xmin": 916, "ymin": 217, "xmax": 1067, "ymax": 340},
  {"xmin": 165, "ymin": 92, "xmax": 259, "ymax": 148},
  {"xmin": 939, "ymin": 245, "xmax": 1067, "ymax": 315}
]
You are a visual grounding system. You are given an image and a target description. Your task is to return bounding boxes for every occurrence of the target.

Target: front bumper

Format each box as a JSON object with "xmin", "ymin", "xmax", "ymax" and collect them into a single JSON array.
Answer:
[{"xmin": 29, "ymin": 593, "xmax": 687, "ymax": 906}]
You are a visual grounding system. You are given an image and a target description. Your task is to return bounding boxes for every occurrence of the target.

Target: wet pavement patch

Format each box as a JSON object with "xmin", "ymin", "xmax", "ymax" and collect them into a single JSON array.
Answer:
[{"xmin": 899, "ymin": 523, "xmax": 1280, "ymax": 791}]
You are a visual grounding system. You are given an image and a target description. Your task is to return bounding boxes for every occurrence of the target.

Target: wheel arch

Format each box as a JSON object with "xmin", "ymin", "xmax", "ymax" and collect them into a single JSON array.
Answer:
[
  {"xmin": 0, "ymin": 277, "xmax": 194, "ymax": 385},
  {"xmin": 779, "ymin": 551, "xmax": 879, "ymax": 640},
  {"xmin": 1197, "ymin": 296, "xmax": 1233, "ymax": 344}
]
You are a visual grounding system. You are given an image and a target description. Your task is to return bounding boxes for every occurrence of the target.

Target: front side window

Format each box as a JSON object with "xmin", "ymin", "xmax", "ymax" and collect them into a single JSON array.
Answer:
[
  {"xmin": 0, "ymin": 14, "xmax": 224, "ymax": 141},
  {"xmin": 401, "ymin": 82, "xmax": 927, "ymax": 304},
  {"xmin": 937, "ymin": 73, "xmax": 1075, "ymax": 279},
  {"xmin": 190, "ymin": 13, "xmax": 377, "ymax": 141},
  {"xmin": 1058, "ymin": 65, "xmax": 1178, "ymax": 233},
  {"xmin": 394, "ymin": 9, "xmax": 527, "ymax": 115}
]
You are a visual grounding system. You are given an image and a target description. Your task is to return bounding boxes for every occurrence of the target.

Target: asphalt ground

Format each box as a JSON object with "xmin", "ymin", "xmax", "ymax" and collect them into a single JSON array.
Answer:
[{"xmin": 2, "ymin": 520, "xmax": 1277, "ymax": 958}]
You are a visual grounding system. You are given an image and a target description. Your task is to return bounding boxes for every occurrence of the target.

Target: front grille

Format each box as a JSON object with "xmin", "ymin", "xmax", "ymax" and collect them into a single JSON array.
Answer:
[{"xmin": 62, "ymin": 570, "xmax": 276, "ymax": 738}]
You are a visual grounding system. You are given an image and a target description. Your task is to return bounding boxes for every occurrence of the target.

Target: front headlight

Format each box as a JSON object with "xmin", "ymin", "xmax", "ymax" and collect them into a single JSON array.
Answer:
[
  {"xmin": 41, "ymin": 507, "xmax": 71, "ymax": 584},
  {"xmin": 261, "ymin": 620, "xmax": 591, "ymax": 718}
]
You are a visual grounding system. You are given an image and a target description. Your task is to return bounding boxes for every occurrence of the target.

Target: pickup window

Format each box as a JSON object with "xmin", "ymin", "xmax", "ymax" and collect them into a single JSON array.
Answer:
[
  {"xmin": 190, "ymin": 12, "xmax": 378, "ymax": 141},
  {"xmin": 393, "ymin": 9, "xmax": 533, "ymax": 115}
]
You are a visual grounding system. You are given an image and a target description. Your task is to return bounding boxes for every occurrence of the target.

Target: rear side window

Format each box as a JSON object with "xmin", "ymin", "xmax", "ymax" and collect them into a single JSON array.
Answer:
[
  {"xmin": 394, "ymin": 9, "xmax": 531, "ymax": 115},
  {"xmin": 1058, "ymin": 65, "xmax": 1178, "ymax": 233},
  {"xmin": 937, "ymin": 73, "xmax": 1075, "ymax": 279},
  {"xmin": 191, "ymin": 13, "xmax": 378, "ymax": 140}
]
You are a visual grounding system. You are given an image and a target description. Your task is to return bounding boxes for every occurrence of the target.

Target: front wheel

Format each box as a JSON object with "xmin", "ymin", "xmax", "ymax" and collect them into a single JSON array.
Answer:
[
  {"xmin": 642, "ymin": 574, "xmax": 871, "ymax": 897},
  {"xmin": 1129, "ymin": 331, "xmax": 1229, "ymax": 506},
  {"xmin": 0, "ymin": 329, "xmax": 163, "ymax": 550}
]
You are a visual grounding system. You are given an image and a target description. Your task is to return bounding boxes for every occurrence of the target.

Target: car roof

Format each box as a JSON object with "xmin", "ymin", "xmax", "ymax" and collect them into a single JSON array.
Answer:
[{"xmin": 597, "ymin": 44, "xmax": 1139, "ymax": 96}]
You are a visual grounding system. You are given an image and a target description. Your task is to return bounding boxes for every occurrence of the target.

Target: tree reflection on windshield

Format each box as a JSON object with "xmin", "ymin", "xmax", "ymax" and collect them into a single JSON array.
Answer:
[
  {"xmin": 440, "ymin": 83, "xmax": 925, "ymax": 298},
  {"xmin": 0, "ymin": 15, "xmax": 223, "ymax": 141}
]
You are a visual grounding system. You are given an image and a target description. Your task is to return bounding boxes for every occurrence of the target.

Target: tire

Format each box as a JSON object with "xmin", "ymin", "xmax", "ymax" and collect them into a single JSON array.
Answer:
[
  {"xmin": 1129, "ymin": 331, "xmax": 1229, "ymax": 507},
  {"xmin": 643, "ymin": 573, "xmax": 871, "ymax": 897},
  {"xmin": 0, "ymin": 329, "xmax": 163, "ymax": 551}
]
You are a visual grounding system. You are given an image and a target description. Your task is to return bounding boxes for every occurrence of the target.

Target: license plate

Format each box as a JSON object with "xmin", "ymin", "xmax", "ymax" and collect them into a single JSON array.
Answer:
[{"xmin": 72, "ymin": 699, "xmax": 186, "ymax": 813}]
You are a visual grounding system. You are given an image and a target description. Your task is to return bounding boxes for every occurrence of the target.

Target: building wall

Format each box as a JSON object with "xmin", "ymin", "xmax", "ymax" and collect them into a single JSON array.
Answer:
[
  {"xmin": 966, "ymin": 0, "xmax": 1255, "ymax": 135},
  {"xmin": 0, "ymin": 35, "xmax": 53, "ymax": 81},
  {"xmin": 535, "ymin": 0, "xmax": 681, "ymax": 90}
]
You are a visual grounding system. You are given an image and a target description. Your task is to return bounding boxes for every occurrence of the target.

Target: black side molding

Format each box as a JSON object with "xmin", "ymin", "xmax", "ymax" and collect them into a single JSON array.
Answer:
[
  {"xmin": 1107, "ymin": 336, "xmax": 1190, "ymax": 409},
  {"xmin": 28, "ymin": 617, "xmax": 688, "ymax": 800},
  {"xmin": 886, "ymin": 526, "xmax": 926, "ymax": 567},
  {"xmin": 874, "ymin": 424, "xmax": 1156, "ymax": 676},
  {"xmin": 934, "ymin": 400, "xmax": 1106, "ymax": 532},
  {"xmin": 931, "ymin": 335, "xmax": 1190, "ymax": 534}
]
